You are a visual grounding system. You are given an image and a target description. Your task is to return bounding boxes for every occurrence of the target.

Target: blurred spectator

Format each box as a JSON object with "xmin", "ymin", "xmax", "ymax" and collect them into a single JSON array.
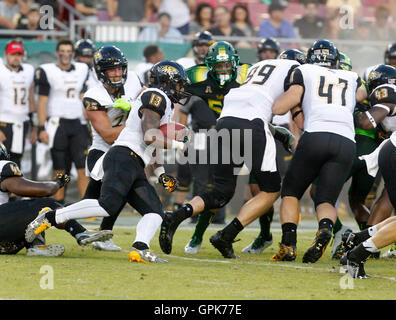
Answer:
[
  {"xmin": 209, "ymin": 5, "xmax": 245, "ymax": 38},
  {"xmin": 75, "ymin": 0, "xmax": 107, "ymax": 22},
  {"xmin": 134, "ymin": 44, "xmax": 165, "ymax": 85},
  {"xmin": 322, "ymin": 11, "xmax": 341, "ymax": 39},
  {"xmin": 16, "ymin": 3, "xmax": 44, "ymax": 38},
  {"xmin": 151, "ymin": 0, "xmax": 196, "ymax": 35},
  {"xmin": 13, "ymin": 0, "xmax": 31, "ymax": 28},
  {"xmin": 294, "ymin": 0, "xmax": 324, "ymax": 39},
  {"xmin": 355, "ymin": 18, "xmax": 372, "ymax": 41},
  {"xmin": 189, "ymin": 2, "xmax": 213, "ymax": 35},
  {"xmin": 369, "ymin": 4, "xmax": 393, "ymax": 41},
  {"xmin": 257, "ymin": 1, "xmax": 296, "ymax": 39},
  {"xmin": 0, "ymin": 0, "xmax": 19, "ymax": 29},
  {"xmin": 138, "ymin": 12, "xmax": 183, "ymax": 43},
  {"xmin": 106, "ymin": 0, "xmax": 152, "ymax": 22},
  {"xmin": 231, "ymin": 3, "xmax": 255, "ymax": 37}
]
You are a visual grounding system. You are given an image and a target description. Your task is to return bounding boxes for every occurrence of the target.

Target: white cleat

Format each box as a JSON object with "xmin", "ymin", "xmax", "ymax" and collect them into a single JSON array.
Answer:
[
  {"xmin": 331, "ymin": 225, "xmax": 352, "ymax": 259},
  {"xmin": 26, "ymin": 244, "xmax": 65, "ymax": 257},
  {"xmin": 91, "ymin": 239, "xmax": 122, "ymax": 252},
  {"xmin": 184, "ymin": 239, "xmax": 202, "ymax": 254},
  {"xmin": 242, "ymin": 237, "xmax": 273, "ymax": 254},
  {"xmin": 76, "ymin": 230, "xmax": 113, "ymax": 246},
  {"xmin": 381, "ymin": 248, "xmax": 396, "ymax": 258}
]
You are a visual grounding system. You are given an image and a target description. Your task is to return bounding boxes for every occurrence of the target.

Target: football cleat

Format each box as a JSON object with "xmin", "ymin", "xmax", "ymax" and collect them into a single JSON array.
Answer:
[
  {"xmin": 91, "ymin": 239, "xmax": 122, "ymax": 251},
  {"xmin": 270, "ymin": 243, "xmax": 297, "ymax": 261},
  {"xmin": 302, "ymin": 228, "xmax": 332, "ymax": 263},
  {"xmin": 331, "ymin": 226, "xmax": 352, "ymax": 259},
  {"xmin": 26, "ymin": 244, "xmax": 65, "ymax": 257},
  {"xmin": 25, "ymin": 207, "xmax": 53, "ymax": 243},
  {"xmin": 242, "ymin": 235, "xmax": 273, "ymax": 254},
  {"xmin": 128, "ymin": 248, "xmax": 168, "ymax": 263},
  {"xmin": 76, "ymin": 230, "xmax": 113, "ymax": 246},
  {"xmin": 346, "ymin": 253, "xmax": 370, "ymax": 279},
  {"xmin": 209, "ymin": 231, "xmax": 239, "ymax": 259},
  {"xmin": 159, "ymin": 211, "xmax": 182, "ymax": 254},
  {"xmin": 184, "ymin": 236, "xmax": 202, "ymax": 254},
  {"xmin": 341, "ymin": 230, "xmax": 358, "ymax": 252},
  {"xmin": 381, "ymin": 245, "xmax": 396, "ymax": 258}
]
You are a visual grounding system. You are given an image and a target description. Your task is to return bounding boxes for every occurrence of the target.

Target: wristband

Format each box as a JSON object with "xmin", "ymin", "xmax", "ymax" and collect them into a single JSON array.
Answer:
[
  {"xmin": 292, "ymin": 110, "xmax": 303, "ymax": 120},
  {"xmin": 154, "ymin": 166, "xmax": 165, "ymax": 178},
  {"xmin": 171, "ymin": 140, "xmax": 185, "ymax": 151},
  {"xmin": 38, "ymin": 125, "xmax": 45, "ymax": 134},
  {"xmin": 365, "ymin": 111, "xmax": 377, "ymax": 128}
]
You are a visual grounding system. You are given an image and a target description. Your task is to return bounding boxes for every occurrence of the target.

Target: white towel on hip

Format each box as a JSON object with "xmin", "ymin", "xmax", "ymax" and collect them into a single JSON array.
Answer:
[
  {"xmin": 90, "ymin": 153, "xmax": 105, "ymax": 181},
  {"xmin": 10, "ymin": 122, "xmax": 24, "ymax": 154},
  {"xmin": 261, "ymin": 122, "xmax": 277, "ymax": 172},
  {"xmin": 46, "ymin": 116, "xmax": 60, "ymax": 149},
  {"xmin": 359, "ymin": 138, "xmax": 389, "ymax": 177}
]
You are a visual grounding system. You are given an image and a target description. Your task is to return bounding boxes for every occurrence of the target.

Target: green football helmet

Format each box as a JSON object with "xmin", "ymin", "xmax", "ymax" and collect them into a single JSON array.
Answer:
[
  {"xmin": 339, "ymin": 52, "xmax": 352, "ymax": 71},
  {"xmin": 205, "ymin": 41, "xmax": 239, "ymax": 85}
]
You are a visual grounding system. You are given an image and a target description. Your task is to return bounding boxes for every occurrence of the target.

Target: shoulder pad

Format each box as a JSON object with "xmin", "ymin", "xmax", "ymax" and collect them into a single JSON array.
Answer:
[
  {"xmin": 186, "ymin": 65, "xmax": 208, "ymax": 83},
  {"xmin": 235, "ymin": 63, "xmax": 252, "ymax": 84}
]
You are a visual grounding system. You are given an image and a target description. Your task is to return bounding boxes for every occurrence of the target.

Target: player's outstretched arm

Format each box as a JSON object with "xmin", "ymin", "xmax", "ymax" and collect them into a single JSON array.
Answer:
[
  {"xmin": 357, "ymin": 103, "xmax": 395, "ymax": 130},
  {"xmin": 1, "ymin": 174, "xmax": 70, "ymax": 198},
  {"xmin": 87, "ymin": 109, "xmax": 125, "ymax": 145}
]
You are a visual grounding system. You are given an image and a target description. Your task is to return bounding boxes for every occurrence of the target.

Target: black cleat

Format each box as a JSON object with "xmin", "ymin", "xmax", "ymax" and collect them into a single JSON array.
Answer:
[
  {"xmin": 346, "ymin": 252, "xmax": 370, "ymax": 279},
  {"xmin": 210, "ymin": 231, "xmax": 238, "ymax": 259},
  {"xmin": 341, "ymin": 231, "xmax": 358, "ymax": 252},
  {"xmin": 302, "ymin": 228, "xmax": 332, "ymax": 263},
  {"xmin": 159, "ymin": 211, "xmax": 182, "ymax": 254}
]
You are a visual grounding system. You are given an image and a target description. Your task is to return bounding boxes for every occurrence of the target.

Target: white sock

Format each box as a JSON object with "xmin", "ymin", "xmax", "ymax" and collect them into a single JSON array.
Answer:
[
  {"xmin": 55, "ymin": 199, "xmax": 109, "ymax": 224},
  {"xmin": 368, "ymin": 226, "xmax": 377, "ymax": 237},
  {"xmin": 134, "ymin": 213, "xmax": 163, "ymax": 248},
  {"xmin": 362, "ymin": 238, "xmax": 379, "ymax": 253}
]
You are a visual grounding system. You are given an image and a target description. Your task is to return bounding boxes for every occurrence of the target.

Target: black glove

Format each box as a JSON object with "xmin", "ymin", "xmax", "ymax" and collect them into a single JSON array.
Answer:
[
  {"xmin": 158, "ymin": 173, "xmax": 178, "ymax": 192},
  {"xmin": 54, "ymin": 173, "xmax": 71, "ymax": 188}
]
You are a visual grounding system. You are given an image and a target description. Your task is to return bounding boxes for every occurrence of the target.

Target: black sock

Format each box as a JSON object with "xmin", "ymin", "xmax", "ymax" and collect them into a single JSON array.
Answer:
[
  {"xmin": 45, "ymin": 210, "xmax": 57, "ymax": 226},
  {"xmin": 349, "ymin": 243, "xmax": 371, "ymax": 263},
  {"xmin": 281, "ymin": 223, "xmax": 297, "ymax": 246},
  {"xmin": 64, "ymin": 220, "xmax": 86, "ymax": 237},
  {"xmin": 221, "ymin": 218, "xmax": 244, "ymax": 242},
  {"xmin": 259, "ymin": 206, "xmax": 274, "ymax": 241},
  {"xmin": 318, "ymin": 218, "xmax": 334, "ymax": 231},
  {"xmin": 357, "ymin": 221, "xmax": 367, "ymax": 231},
  {"xmin": 354, "ymin": 229, "xmax": 370, "ymax": 244},
  {"xmin": 132, "ymin": 241, "xmax": 149, "ymax": 250},
  {"xmin": 174, "ymin": 203, "xmax": 193, "ymax": 223},
  {"xmin": 100, "ymin": 215, "xmax": 117, "ymax": 230}
]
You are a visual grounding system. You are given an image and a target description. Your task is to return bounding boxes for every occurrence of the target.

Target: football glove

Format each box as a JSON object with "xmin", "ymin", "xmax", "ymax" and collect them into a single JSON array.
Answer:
[
  {"xmin": 274, "ymin": 126, "xmax": 295, "ymax": 154},
  {"xmin": 113, "ymin": 98, "xmax": 131, "ymax": 112},
  {"xmin": 158, "ymin": 173, "xmax": 178, "ymax": 192},
  {"xmin": 53, "ymin": 173, "xmax": 71, "ymax": 188}
]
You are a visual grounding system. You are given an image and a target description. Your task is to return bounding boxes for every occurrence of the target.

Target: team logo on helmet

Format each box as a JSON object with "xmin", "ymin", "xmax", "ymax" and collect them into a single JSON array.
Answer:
[{"xmin": 160, "ymin": 65, "xmax": 178, "ymax": 74}]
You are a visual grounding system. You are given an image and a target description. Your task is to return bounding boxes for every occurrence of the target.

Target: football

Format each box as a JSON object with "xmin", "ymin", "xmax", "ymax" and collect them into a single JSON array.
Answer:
[{"xmin": 159, "ymin": 122, "xmax": 189, "ymax": 142}]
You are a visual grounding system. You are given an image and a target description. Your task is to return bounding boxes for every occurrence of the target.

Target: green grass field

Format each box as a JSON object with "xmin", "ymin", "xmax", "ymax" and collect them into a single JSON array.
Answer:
[{"xmin": 1, "ymin": 225, "xmax": 396, "ymax": 300}]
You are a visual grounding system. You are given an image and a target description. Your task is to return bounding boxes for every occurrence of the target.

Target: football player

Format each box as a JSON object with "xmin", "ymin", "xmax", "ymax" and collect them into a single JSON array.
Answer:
[
  {"xmin": 35, "ymin": 38, "xmax": 91, "ymax": 204},
  {"xmin": 159, "ymin": 54, "xmax": 298, "ymax": 258},
  {"xmin": 270, "ymin": 39, "xmax": 367, "ymax": 263},
  {"xmin": 74, "ymin": 38, "xmax": 101, "ymax": 90},
  {"xmin": 81, "ymin": 45, "xmax": 143, "ymax": 251},
  {"xmin": 177, "ymin": 31, "xmax": 214, "ymax": 69},
  {"xmin": 242, "ymin": 48, "xmax": 306, "ymax": 255},
  {"xmin": 0, "ymin": 143, "xmax": 111, "ymax": 256},
  {"xmin": 257, "ymin": 37, "xmax": 280, "ymax": 61},
  {"xmin": 25, "ymin": 61, "xmax": 190, "ymax": 263},
  {"xmin": 175, "ymin": 41, "xmax": 251, "ymax": 254},
  {"xmin": 0, "ymin": 40, "xmax": 36, "ymax": 171}
]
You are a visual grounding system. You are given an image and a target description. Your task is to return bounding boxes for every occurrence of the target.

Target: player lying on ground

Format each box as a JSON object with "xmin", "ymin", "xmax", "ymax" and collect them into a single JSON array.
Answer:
[{"xmin": 0, "ymin": 143, "xmax": 112, "ymax": 256}]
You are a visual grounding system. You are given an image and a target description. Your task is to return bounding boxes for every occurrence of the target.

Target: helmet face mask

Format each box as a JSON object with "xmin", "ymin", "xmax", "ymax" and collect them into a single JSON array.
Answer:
[
  {"xmin": 205, "ymin": 41, "xmax": 239, "ymax": 85},
  {"xmin": 0, "ymin": 143, "xmax": 10, "ymax": 161},
  {"xmin": 94, "ymin": 46, "xmax": 128, "ymax": 89},
  {"xmin": 384, "ymin": 43, "xmax": 396, "ymax": 67},
  {"xmin": 339, "ymin": 52, "xmax": 352, "ymax": 71},
  {"xmin": 307, "ymin": 40, "xmax": 340, "ymax": 69},
  {"xmin": 148, "ymin": 60, "xmax": 191, "ymax": 105}
]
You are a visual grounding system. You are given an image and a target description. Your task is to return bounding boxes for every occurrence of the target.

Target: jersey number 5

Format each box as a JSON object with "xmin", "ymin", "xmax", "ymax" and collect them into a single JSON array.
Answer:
[{"xmin": 318, "ymin": 76, "xmax": 348, "ymax": 106}]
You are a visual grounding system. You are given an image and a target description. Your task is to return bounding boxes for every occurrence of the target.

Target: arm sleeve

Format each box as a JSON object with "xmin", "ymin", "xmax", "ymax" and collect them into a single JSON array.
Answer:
[
  {"xmin": 34, "ymin": 67, "xmax": 50, "ymax": 96},
  {"xmin": 82, "ymin": 97, "xmax": 106, "ymax": 111},
  {"xmin": 138, "ymin": 90, "xmax": 167, "ymax": 118}
]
